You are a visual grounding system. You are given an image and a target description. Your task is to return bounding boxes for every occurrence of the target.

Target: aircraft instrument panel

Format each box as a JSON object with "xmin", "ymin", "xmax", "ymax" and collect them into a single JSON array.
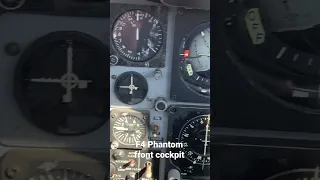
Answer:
[{"xmin": 109, "ymin": 1, "xmax": 210, "ymax": 180}]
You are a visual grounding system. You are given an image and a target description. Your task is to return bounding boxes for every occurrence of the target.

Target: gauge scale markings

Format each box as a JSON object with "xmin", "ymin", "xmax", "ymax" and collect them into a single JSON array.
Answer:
[
  {"xmin": 112, "ymin": 9, "xmax": 163, "ymax": 62},
  {"xmin": 180, "ymin": 23, "xmax": 210, "ymax": 89},
  {"xmin": 178, "ymin": 115, "xmax": 210, "ymax": 165},
  {"xmin": 112, "ymin": 115, "xmax": 147, "ymax": 145}
]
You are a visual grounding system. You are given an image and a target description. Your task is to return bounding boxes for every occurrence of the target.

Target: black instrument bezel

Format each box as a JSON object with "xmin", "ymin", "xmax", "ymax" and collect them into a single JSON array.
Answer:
[{"xmin": 110, "ymin": 4, "xmax": 167, "ymax": 68}]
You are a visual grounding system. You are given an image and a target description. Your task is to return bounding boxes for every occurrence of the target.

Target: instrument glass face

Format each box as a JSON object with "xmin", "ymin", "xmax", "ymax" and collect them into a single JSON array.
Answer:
[
  {"xmin": 112, "ymin": 9, "xmax": 163, "ymax": 62},
  {"xmin": 114, "ymin": 71, "xmax": 148, "ymax": 105},
  {"xmin": 112, "ymin": 115, "xmax": 147, "ymax": 145},
  {"xmin": 14, "ymin": 31, "xmax": 108, "ymax": 135},
  {"xmin": 178, "ymin": 115, "xmax": 210, "ymax": 165},
  {"xmin": 188, "ymin": 27, "xmax": 210, "ymax": 79}
]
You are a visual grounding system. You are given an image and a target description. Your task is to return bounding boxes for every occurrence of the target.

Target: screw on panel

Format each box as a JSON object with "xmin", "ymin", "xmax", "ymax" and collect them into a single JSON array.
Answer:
[
  {"xmin": 111, "ymin": 141, "xmax": 119, "ymax": 149},
  {"xmin": 177, "ymin": 10, "xmax": 183, "ymax": 16},
  {"xmin": 172, "ymin": 95, "xmax": 177, "ymax": 100},
  {"xmin": 4, "ymin": 42, "xmax": 20, "ymax": 56},
  {"xmin": 5, "ymin": 168, "xmax": 18, "ymax": 179},
  {"xmin": 111, "ymin": 75, "xmax": 117, "ymax": 79},
  {"xmin": 143, "ymin": 115, "xmax": 148, "ymax": 120},
  {"xmin": 169, "ymin": 107, "xmax": 176, "ymax": 113},
  {"xmin": 111, "ymin": 114, "xmax": 116, "ymax": 118}
]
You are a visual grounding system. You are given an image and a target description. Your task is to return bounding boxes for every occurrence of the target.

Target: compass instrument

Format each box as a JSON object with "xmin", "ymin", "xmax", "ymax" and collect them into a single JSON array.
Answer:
[
  {"xmin": 114, "ymin": 71, "xmax": 148, "ymax": 105},
  {"xmin": 14, "ymin": 31, "xmax": 108, "ymax": 135},
  {"xmin": 112, "ymin": 9, "xmax": 163, "ymax": 62},
  {"xmin": 112, "ymin": 115, "xmax": 147, "ymax": 146}
]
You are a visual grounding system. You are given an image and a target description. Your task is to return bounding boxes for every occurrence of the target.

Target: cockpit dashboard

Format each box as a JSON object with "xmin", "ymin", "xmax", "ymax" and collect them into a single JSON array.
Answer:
[
  {"xmin": 109, "ymin": 0, "xmax": 210, "ymax": 180},
  {"xmin": 0, "ymin": 0, "xmax": 210, "ymax": 180}
]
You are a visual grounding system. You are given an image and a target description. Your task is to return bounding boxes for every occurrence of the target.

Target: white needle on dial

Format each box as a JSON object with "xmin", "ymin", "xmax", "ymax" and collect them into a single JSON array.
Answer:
[
  {"xmin": 198, "ymin": 53, "xmax": 210, "ymax": 57},
  {"xmin": 136, "ymin": 28, "xmax": 139, "ymax": 40},
  {"xmin": 201, "ymin": 31, "xmax": 205, "ymax": 37},
  {"xmin": 202, "ymin": 117, "xmax": 210, "ymax": 170},
  {"xmin": 130, "ymin": 74, "xmax": 134, "ymax": 95},
  {"xmin": 64, "ymin": 40, "xmax": 74, "ymax": 103},
  {"xmin": 27, "ymin": 40, "xmax": 92, "ymax": 103},
  {"xmin": 113, "ymin": 127, "xmax": 129, "ymax": 130}
]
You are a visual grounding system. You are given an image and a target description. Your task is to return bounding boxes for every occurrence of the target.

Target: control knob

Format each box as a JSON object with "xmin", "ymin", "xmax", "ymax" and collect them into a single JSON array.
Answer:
[
  {"xmin": 112, "ymin": 150, "xmax": 125, "ymax": 160},
  {"xmin": 125, "ymin": 175, "xmax": 135, "ymax": 180}
]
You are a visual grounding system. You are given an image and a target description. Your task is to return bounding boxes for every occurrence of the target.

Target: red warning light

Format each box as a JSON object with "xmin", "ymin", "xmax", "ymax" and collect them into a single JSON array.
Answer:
[{"xmin": 183, "ymin": 50, "xmax": 190, "ymax": 58}]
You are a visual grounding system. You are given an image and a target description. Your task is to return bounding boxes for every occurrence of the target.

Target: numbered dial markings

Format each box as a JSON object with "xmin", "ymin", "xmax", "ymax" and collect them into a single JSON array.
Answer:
[
  {"xmin": 178, "ymin": 115, "xmax": 210, "ymax": 165},
  {"xmin": 112, "ymin": 9, "xmax": 163, "ymax": 62},
  {"xmin": 113, "ymin": 115, "xmax": 147, "ymax": 145}
]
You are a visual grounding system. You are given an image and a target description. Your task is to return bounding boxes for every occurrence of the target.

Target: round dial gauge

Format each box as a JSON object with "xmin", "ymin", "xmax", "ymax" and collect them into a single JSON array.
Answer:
[
  {"xmin": 112, "ymin": 115, "xmax": 147, "ymax": 145},
  {"xmin": 114, "ymin": 71, "xmax": 148, "ymax": 105},
  {"xmin": 112, "ymin": 9, "xmax": 163, "ymax": 62},
  {"xmin": 178, "ymin": 115, "xmax": 210, "ymax": 165},
  {"xmin": 14, "ymin": 31, "xmax": 108, "ymax": 135},
  {"xmin": 180, "ymin": 22, "xmax": 210, "ymax": 88},
  {"xmin": 28, "ymin": 169, "xmax": 95, "ymax": 180},
  {"xmin": 188, "ymin": 28, "xmax": 210, "ymax": 73}
]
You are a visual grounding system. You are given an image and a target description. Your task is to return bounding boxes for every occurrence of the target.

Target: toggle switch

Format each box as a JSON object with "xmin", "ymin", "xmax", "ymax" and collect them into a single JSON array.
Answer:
[{"xmin": 145, "ymin": 161, "xmax": 152, "ymax": 178}]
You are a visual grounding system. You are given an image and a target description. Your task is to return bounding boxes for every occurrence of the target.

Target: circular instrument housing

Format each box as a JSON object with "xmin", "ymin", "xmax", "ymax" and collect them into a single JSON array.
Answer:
[
  {"xmin": 114, "ymin": 71, "xmax": 148, "ymax": 105},
  {"xmin": 112, "ymin": 9, "xmax": 163, "ymax": 62},
  {"xmin": 14, "ymin": 31, "xmax": 108, "ymax": 135},
  {"xmin": 167, "ymin": 105, "xmax": 210, "ymax": 177},
  {"xmin": 110, "ymin": 4, "xmax": 167, "ymax": 68},
  {"xmin": 112, "ymin": 115, "xmax": 147, "ymax": 146},
  {"xmin": 179, "ymin": 22, "xmax": 210, "ymax": 97},
  {"xmin": 178, "ymin": 115, "xmax": 210, "ymax": 165}
]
